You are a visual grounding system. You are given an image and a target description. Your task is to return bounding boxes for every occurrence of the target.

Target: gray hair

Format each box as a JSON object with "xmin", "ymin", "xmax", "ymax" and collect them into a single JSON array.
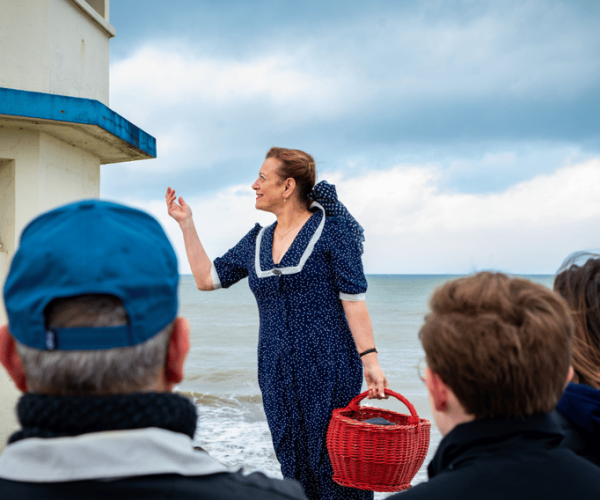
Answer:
[{"xmin": 15, "ymin": 295, "xmax": 173, "ymax": 396}]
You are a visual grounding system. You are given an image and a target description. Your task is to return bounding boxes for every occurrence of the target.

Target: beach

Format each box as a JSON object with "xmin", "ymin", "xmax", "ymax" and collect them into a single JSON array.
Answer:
[{"xmin": 176, "ymin": 273, "xmax": 554, "ymax": 498}]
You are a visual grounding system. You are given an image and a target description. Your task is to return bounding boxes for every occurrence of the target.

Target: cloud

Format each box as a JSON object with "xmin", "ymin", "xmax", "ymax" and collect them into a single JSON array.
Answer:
[
  {"xmin": 110, "ymin": 45, "xmax": 344, "ymax": 125},
  {"xmin": 121, "ymin": 158, "xmax": 600, "ymax": 275},
  {"xmin": 105, "ymin": 0, "xmax": 600, "ymax": 207},
  {"xmin": 125, "ymin": 53, "xmax": 316, "ymax": 104},
  {"xmin": 339, "ymin": 158, "xmax": 600, "ymax": 274}
]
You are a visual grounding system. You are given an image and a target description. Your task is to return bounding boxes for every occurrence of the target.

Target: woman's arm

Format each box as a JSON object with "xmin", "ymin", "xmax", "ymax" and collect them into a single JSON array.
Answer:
[
  {"xmin": 342, "ymin": 300, "xmax": 389, "ymax": 399},
  {"xmin": 166, "ymin": 188, "xmax": 215, "ymax": 291}
]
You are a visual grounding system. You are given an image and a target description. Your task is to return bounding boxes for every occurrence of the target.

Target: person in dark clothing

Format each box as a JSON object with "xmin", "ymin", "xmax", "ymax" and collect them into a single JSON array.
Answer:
[
  {"xmin": 554, "ymin": 383, "xmax": 600, "ymax": 466},
  {"xmin": 389, "ymin": 272, "xmax": 600, "ymax": 500},
  {"xmin": 552, "ymin": 252, "xmax": 600, "ymax": 466},
  {"xmin": 0, "ymin": 200, "xmax": 307, "ymax": 500}
]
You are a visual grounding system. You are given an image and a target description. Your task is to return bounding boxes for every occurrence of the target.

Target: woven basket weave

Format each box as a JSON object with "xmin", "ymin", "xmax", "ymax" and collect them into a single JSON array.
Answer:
[{"xmin": 327, "ymin": 388, "xmax": 431, "ymax": 492}]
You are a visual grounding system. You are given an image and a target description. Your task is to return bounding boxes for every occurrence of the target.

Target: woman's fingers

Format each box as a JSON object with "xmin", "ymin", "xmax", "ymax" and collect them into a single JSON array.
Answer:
[
  {"xmin": 166, "ymin": 188, "xmax": 176, "ymax": 207},
  {"xmin": 165, "ymin": 189, "xmax": 185, "ymax": 215},
  {"xmin": 371, "ymin": 383, "xmax": 388, "ymax": 399},
  {"xmin": 379, "ymin": 377, "xmax": 390, "ymax": 399},
  {"xmin": 366, "ymin": 366, "xmax": 389, "ymax": 399},
  {"xmin": 165, "ymin": 187, "xmax": 184, "ymax": 220}
]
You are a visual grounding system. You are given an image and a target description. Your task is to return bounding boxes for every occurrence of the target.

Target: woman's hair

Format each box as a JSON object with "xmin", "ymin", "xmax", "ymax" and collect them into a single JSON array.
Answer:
[
  {"xmin": 420, "ymin": 272, "xmax": 573, "ymax": 419},
  {"xmin": 266, "ymin": 147, "xmax": 316, "ymax": 207},
  {"xmin": 554, "ymin": 252, "xmax": 600, "ymax": 389}
]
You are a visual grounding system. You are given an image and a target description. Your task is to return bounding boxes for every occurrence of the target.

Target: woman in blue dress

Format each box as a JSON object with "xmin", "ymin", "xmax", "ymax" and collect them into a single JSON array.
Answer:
[{"xmin": 166, "ymin": 147, "xmax": 388, "ymax": 500}]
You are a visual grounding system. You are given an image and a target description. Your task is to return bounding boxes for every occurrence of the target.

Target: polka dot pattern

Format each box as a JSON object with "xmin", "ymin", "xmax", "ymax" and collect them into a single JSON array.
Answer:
[
  {"xmin": 308, "ymin": 181, "xmax": 365, "ymax": 256},
  {"xmin": 214, "ymin": 208, "xmax": 373, "ymax": 500}
]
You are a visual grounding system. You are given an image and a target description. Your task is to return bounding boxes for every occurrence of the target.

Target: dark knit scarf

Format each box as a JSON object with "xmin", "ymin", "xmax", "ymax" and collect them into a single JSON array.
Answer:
[{"xmin": 9, "ymin": 392, "xmax": 197, "ymax": 444}]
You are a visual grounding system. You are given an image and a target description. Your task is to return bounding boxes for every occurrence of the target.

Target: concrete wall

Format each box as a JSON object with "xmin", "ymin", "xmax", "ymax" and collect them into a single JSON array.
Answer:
[
  {"xmin": 0, "ymin": 159, "xmax": 17, "ymax": 441},
  {"xmin": 0, "ymin": 0, "xmax": 113, "ymax": 105},
  {"xmin": 0, "ymin": 160, "xmax": 15, "ymax": 281},
  {"xmin": 0, "ymin": 127, "xmax": 100, "ymax": 445},
  {"xmin": 0, "ymin": 127, "xmax": 101, "ymax": 300}
]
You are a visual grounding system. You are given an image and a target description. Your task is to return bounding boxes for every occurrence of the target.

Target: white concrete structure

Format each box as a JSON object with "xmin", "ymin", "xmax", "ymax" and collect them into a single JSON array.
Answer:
[
  {"xmin": 1, "ymin": 0, "xmax": 113, "ymax": 104},
  {"xmin": 0, "ymin": 0, "xmax": 156, "ymax": 448}
]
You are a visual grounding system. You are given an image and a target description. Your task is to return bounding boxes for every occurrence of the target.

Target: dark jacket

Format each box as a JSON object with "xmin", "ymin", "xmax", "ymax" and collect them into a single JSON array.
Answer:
[
  {"xmin": 0, "ymin": 427, "xmax": 307, "ymax": 500},
  {"xmin": 553, "ymin": 382, "xmax": 600, "ymax": 467},
  {"xmin": 388, "ymin": 414, "xmax": 600, "ymax": 499},
  {"xmin": 0, "ymin": 471, "xmax": 306, "ymax": 500}
]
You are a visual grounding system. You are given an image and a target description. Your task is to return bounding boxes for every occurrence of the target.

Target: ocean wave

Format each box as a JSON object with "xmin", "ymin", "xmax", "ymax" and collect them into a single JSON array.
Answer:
[
  {"xmin": 177, "ymin": 390, "xmax": 264, "ymax": 408},
  {"xmin": 186, "ymin": 390, "xmax": 438, "ymax": 499}
]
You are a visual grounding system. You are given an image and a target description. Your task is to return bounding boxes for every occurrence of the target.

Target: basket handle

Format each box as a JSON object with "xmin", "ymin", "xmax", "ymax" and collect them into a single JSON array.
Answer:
[{"xmin": 347, "ymin": 388, "xmax": 421, "ymax": 425}]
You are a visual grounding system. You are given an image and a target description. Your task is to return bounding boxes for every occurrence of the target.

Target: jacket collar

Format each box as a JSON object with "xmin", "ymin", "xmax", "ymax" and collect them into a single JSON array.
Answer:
[
  {"xmin": 428, "ymin": 413, "xmax": 563, "ymax": 478},
  {"xmin": 556, "ymin": 382, "xmax": 600, "ymax": 435},
  {"xmin": 0, "ymin": 427, "xmax": 231, "ymax": 483}
]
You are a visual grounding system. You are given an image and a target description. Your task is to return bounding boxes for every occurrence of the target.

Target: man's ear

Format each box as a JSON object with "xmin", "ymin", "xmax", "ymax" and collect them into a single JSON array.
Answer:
[
  {"xmin": 164, "ymin": 317, "xmax": 190, "ymax": 388},
  {"xmin": 426, "ymin": 369, "xmax": 449, "ymax": 413},
  {"xmin": 565, "ymin": 365, "xmax": 575, "ymax": 388},
  {"xmin": 0, "ymin": 325, "xmax": 28, "ymax": 392}
]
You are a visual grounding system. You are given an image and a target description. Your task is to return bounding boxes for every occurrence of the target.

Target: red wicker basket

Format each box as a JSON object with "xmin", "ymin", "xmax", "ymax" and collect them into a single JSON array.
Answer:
[{"xmin": 327, "ymin": 388, "xmax": 431, "ymax": 492}]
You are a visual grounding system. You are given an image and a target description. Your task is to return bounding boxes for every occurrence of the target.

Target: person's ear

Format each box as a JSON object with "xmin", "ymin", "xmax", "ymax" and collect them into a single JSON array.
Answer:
[
  {"xmin": 164, "ymin": 317, "xmax": 190, "ymax": 388},
  {"xmin": 284, "ymin": 177, "xmax": 296, "ymax": 196},
  {"xmin": 0, "ymin": 325, "xmax": 28, "ymax": 392},
  {"xmin": 426, "ymin": 369, "xmax": 449, "ymax": 412},
  {"xmin": 565, "ymin": 365, "xmax": 575, "ymax": 388}
]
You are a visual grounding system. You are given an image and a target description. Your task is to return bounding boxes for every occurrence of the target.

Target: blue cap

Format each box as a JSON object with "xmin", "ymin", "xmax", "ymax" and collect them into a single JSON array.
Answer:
[{"xmin": 3, "ymin": 200, "xmax": 179, "ymax": 350}]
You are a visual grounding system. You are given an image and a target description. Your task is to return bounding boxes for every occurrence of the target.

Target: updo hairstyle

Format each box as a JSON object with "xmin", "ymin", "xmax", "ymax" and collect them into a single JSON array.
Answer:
[{"xmin": 266, "ymin": 147, "xmax": 316, "ymax": 208}]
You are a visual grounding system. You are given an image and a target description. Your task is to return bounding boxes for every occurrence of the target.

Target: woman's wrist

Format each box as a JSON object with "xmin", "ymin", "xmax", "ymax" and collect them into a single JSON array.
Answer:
[
  {"xmin": 359, "ymin": 347, "xmax": 377, "ymax": 358},
  {"xmin": 359, "ymin": 350, "xmax": 379, "ymax": 368},
  {"xmin": 178, "ymin": 217, "xmax": 195, "ymax": 230}
]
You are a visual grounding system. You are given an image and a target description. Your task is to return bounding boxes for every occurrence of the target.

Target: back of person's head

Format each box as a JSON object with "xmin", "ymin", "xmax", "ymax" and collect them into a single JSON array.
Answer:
[
  {"xmin": 15, "ymin": 295, "xmax": 173, "ymax": 396},
  {"xmin": 266, "ymin": 147, "xmax": 316, "ymax": 206},
  {"xmin": 419, "ymin": 272, "xmax": 573, "ymax": 419},
  {"xmin": 554, "ymin": 252, "xmax": 600, "ymax": 389},
  {"xmin": 2, "ymin": 200, "xmax": 179, "ymax": 396}
]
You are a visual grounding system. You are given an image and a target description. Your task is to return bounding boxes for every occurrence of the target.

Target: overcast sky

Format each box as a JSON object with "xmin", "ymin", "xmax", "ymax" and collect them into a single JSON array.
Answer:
[{"xmin": 103, "ymin": 0, "xmax": 600, "ymax": 274}]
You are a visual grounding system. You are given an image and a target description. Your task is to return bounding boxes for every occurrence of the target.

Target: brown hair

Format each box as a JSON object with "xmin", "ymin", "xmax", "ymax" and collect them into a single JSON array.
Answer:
[
  {"xmin": 266, "ymin": 147, "xmax": 316, "ymax": 207},
  {"xmin": 419, "ymin": 272, "xmax": 573, "ymax": 419},
  {"xmin": 554, "ymin": 253, "xmax": 600, "ymax": 389}
]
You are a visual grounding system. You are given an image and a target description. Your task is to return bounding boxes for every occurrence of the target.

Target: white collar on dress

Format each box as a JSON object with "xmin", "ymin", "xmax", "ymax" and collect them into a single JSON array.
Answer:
[{"xmin": 255, "ymin": 202, "xmax": 325, "ymax": 278}]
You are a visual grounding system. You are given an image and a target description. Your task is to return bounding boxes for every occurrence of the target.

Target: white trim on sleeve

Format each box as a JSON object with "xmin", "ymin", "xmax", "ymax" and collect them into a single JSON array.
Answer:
[
  {"xmin": 339, "ymin": 292, "xmax": 366, "ymax": 302},
  {"xmin": 210, "ymin": 262, "xmax": 222, "ymax": 290}
]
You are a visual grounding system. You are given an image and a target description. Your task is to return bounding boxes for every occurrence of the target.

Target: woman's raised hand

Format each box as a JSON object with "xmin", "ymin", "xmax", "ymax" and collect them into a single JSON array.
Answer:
[{"xmin": 166, "ymin": 187, "xmax": 192, "ymax": 224}]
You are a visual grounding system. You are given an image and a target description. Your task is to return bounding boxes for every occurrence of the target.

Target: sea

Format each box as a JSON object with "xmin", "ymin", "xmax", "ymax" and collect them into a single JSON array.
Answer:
[{"xmin": 175, "ymin": 273, "xmax": 554, "ymax": 499}]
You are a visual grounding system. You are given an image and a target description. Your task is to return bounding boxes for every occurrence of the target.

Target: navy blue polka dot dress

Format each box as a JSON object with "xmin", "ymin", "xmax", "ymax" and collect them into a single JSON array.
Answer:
[{"xmin": 213, "ymin": 203, "xmax": 373, "ymax": 500}]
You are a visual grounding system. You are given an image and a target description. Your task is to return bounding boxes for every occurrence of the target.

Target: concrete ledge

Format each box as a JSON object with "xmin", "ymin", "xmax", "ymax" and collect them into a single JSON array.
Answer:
[
  {"xmin": 0, "ymin": 87, "xmax": 156, "ymax": 164},
  {"xmin": 69, "ymin": 0, "xmax": 116, "ymax": 38}
]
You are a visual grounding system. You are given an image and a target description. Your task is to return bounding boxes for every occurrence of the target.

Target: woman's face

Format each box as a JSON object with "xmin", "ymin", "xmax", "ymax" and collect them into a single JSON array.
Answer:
[{"xmin": 252, "ymin": 158, "xmax": 285, "ymax": 212}]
